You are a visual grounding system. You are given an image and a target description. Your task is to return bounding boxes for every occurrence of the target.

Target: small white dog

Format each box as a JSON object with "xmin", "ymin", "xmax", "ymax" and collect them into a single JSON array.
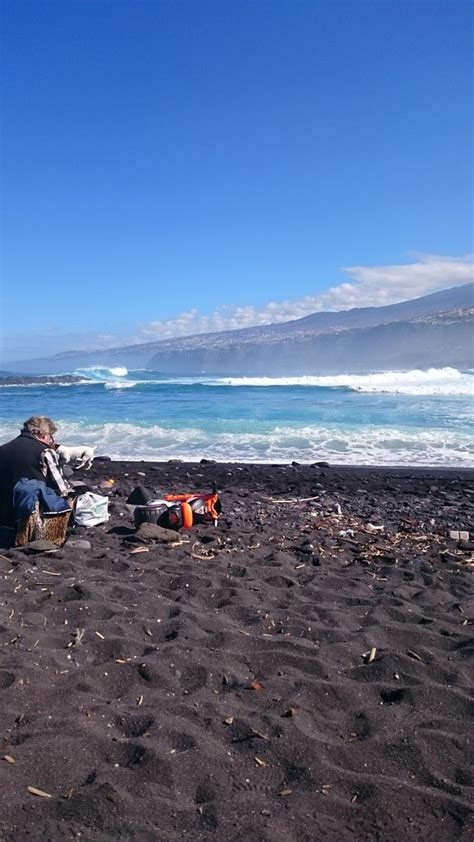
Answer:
[{"xmin": 56, "ymin": 444, "xmax": 95, "ymax": 470}]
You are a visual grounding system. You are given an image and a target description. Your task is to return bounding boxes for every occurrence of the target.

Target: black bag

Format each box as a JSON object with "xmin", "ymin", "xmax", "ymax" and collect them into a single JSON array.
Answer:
[{"xmin": 134, "ymin": 501, "xmax": 185, "ymax": 531}]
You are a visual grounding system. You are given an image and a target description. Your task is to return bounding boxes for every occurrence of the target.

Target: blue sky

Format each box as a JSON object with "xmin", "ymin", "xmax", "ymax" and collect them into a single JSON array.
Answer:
[{"xmin": 1, "ymin": 0, "xmax": 472, "ymax": 363}]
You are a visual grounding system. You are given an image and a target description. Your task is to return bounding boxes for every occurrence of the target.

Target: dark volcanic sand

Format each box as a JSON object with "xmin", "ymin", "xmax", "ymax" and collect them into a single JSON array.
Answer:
[{"xmin": 0, "ymin": 461, "xmax": 473, "ymax": 841}]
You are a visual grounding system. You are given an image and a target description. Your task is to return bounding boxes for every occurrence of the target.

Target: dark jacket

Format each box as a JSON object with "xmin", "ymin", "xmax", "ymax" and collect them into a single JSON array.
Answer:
[{"xmin": 0, "ymin": 431, "xmax": 53, "ymax": 526}]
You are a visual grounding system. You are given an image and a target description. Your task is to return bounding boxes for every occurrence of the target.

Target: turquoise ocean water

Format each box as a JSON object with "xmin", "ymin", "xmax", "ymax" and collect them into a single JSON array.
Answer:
[{"xmin": 1, "ymin": 366, "xmax": 473, "ymax": 466}]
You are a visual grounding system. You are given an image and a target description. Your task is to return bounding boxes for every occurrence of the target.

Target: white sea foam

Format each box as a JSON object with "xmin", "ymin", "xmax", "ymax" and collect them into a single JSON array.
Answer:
[
  {"xmin": 0, "ymin": 420, "xmax": 471, "ymax": 466},
  {"xmin": 104, "ymin": 380, "xmax": 137, "ymax": 389},
  {"xmin": 0, "ymin": 380, "xmax": 90, "ymax": 388},
  {"xmin": 210, "ymin": 367, "xmax": 474, "ymax": 396}
]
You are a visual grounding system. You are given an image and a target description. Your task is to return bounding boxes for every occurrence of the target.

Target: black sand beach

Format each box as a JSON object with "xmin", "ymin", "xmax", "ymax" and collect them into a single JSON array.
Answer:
[{"xmin": 0, "ymin": 460, "xmax": 473, "ymax": 841}]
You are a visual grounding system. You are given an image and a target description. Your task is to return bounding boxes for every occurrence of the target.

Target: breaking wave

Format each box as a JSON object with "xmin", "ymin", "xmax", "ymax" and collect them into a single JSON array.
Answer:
[
  {"xmin": 4, "ymin": 366, "xmax": 472, "ymax": 397},
  {"xmin": 72, "ymin": 365, "xmax": 136, "ymax": 388},
  {"xmin": 72, "ymin": 366, "xmax": 128, "ymax": 380},
  {"xmin": 211, "ymin": 368, "xmax": 474, "ymax": 396}
]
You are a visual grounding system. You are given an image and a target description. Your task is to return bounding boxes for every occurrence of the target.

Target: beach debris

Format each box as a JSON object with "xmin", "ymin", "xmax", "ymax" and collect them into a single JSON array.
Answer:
[
  {"xmin": 191, "ymin": 541, "xmax": 216, "ymax": 560},
  {"xmin": 263, "ymin": 495, "xmax": 322, "ymax": 505},
  {"xmin": 3, "ymin": 755, "xmax": 15, "ymax": 764},
  {"xmin": 449, "ymin": 530, "xmax": 469, "ymax": 542},
  {"xmin": 115, "ymin": 658, "xmax": 128, "ymax": 664},
  {"xmin": 281, "ymin": 708, "xmax": 296, "ymax": 718},
  {"xmin": 339, "ymin": 529, "xmax": 355, "ymax": 538},
  {"xmin": 95, "ymin": 631, "xmax": 105, "ymax": 639},
  {"xmin": 321, "ymin": 784, "xmax": 331, "ymax": 795},
  {"xmin": 99, "ymin": 479, "xmax": 115, "ymax": 489},
  {"xmin": 255, "ymin": 756, "xmax": 268, "ymax": 767},
  {"xmin": 351, "ymin": 793, "xmax": 359, "ymax": 803},
  {"xmin": 367, "ymin": 646, "xmax": 377, "ymax": 663},
  {"xmin": 253, "ymin": 729, "xmax": 270, "ymax": 741},
  {"xmin": 279, "ymin": 787, "xmax": 292, "ymax": 797},
  {"xmin": 407, "ymin": 649, "xmax": 423, "ymax": 662},
  {"xmin": 27, "ymin": 786, "xmax": 52, "ymax": 798},
  {"xmin": 366, "ymin": 523, "xmax": 385, "ymax": 533},
  {"xmin": 136, "ymin": 695, "xmax": 144, "ymax": 706},
  {"xmin": 230, "ymin": 722, "xmax": 269, "ymax": 743},
  {"xmin": 223, "ymin": 717, "xmax": 234, "ymax": 725},
  {"xmin": 250, "ymin": 680, "xmax": 265, "ymax": 691},
  {"xmin": 129, "ymin": 546, "xmax": 149, "ymax": 554},
  {"xmin": 68, "ymin": 628, "xmax": 85, "ymax": 648}
]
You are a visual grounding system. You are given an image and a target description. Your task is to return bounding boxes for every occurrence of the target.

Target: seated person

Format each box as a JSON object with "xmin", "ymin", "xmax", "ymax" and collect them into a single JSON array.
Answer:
[{"xmin": 0, "ymin": 415, "xmax": 73, "ymax": 528}]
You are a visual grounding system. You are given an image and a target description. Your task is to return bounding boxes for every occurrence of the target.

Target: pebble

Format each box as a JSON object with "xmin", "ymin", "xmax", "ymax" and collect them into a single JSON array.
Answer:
[
  {"xmin": 135, "ymin": 522, "xmax": 180, "ymax": 543},
  {"xmin": 65, "ymin": 539, "xmax": 92, "ymax": 550},
  {"xmin": 18, "ymin": 539, "xmax": 59, "ymax": 553}
]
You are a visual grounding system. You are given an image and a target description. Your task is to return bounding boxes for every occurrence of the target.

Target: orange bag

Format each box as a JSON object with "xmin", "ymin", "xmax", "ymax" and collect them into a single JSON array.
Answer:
[
  {"xmin": 134, "ymin": 484, "xmax": 222, "ymax": 531},
  {"xmin": 165, "ymin": 485, "xmax": 222, "ymax": 527}
]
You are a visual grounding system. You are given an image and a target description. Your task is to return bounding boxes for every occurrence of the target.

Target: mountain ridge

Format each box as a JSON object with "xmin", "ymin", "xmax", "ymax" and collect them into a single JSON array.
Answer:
[{"xmin": 4, "ymin": 282, "xmax": 473, "ymax": 374}]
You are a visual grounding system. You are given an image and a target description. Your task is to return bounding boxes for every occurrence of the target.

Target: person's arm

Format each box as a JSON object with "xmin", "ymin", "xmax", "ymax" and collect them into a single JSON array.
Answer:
[{"xmin": 41, "ymin": 449, "xmax": 73, "ymax": 496}]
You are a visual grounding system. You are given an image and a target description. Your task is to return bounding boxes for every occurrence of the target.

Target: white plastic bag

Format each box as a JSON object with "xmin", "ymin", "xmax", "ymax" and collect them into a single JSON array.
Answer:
[{"xmin": 74, "ymin": 492, "xmax": 109, "ymax": 527}]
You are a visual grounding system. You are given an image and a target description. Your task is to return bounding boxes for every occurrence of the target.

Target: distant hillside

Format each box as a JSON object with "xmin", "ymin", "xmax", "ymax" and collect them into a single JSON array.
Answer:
[{"xmin": 5, "ymin": 283, "xmax": 473, "ymax": 374}]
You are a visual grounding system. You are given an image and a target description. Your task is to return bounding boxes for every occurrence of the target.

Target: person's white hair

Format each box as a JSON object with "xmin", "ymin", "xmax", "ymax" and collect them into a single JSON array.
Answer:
[{"xmin": 22, "ymin": 416, "xmax": 57, "ymax": 438}]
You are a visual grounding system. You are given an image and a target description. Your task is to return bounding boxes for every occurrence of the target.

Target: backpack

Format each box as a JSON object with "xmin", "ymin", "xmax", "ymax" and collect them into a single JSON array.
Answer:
[{"xmin": 134, "ymin": 484, "xmax": 222, "ymax": 531}]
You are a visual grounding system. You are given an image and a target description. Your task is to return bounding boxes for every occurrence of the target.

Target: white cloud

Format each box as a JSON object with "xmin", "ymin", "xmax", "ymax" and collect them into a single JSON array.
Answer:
[
  {"xmin": 338, "ymin": 253, "xmax": 474, "ymax": 306},
  {"xmin": 2, "ymin": 254, "xmax": 472, "ymax": 362},
  {"xmin": 136, "ymin": 253, "xmax": 473, "ymax": 342}
]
